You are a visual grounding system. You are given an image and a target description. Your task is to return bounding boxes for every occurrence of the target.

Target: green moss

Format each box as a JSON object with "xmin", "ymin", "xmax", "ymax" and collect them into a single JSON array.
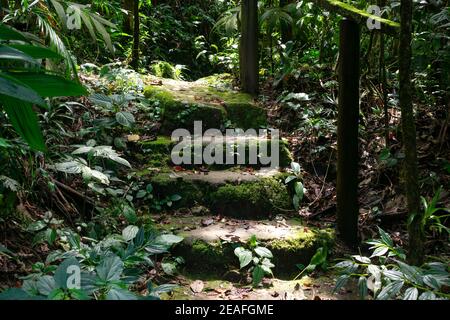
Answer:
[
  {"xmin": 150, "ymin": 173, "xmax": 206, "ymax": 208},
  {"xmin": 267, "ymin": 228, "xmax": 334, "ymax": 274},
  {"xmin": 175, "ymin": 239, "xmax": 235, "ymax": 272},
  {"xmin": 210, "ymin": 177, "xmax": 292, "ymax": 218},
  {"xmin": 225, "ymin": 103, "xmax": 267, "ymax": 129}
]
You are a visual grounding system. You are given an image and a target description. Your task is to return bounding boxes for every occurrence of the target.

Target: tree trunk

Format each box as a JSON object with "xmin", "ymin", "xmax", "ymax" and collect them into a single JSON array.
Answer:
[
  {"xmin": 123, "ymin": 0, "xmax": 134, "ymax": 35},
  {"xmin": 337, "ymin": 18, "xmax": 361, "ymax": 247},
  {"xmin": 240, "ymin": 0, "xmax": 259, "ymax": 95},
  {"xmin": 400, "ymin": 0, "xmax": 423, "ymax": 265},
  {"xmin": 131, "ymin": 0, "xmax": 140, "ymax": 70},
  {"xmin": 280, "ymin": 0, "xmax": 293, "ymax": 43}
]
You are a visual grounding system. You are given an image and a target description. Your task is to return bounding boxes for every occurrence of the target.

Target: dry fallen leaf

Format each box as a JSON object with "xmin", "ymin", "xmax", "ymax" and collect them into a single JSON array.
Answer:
[
  {"xmin": 190, "ymin": 280, "xmax": 204, "ymax": 293},
  {"xmin": 127, "ymin": 134, "xmax": 140, "ymax": 142}
]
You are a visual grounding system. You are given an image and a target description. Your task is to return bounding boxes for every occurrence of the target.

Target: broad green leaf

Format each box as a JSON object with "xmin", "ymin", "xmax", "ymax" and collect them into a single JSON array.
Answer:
[
  {"xmin": 0, "ymin": 24, "xmax": 28, "ymax": 41},
  {"xmin": 1, "ymin": 97, "xmax": 46, "ymax": 151},
  {"xmin": 376, "ymin": 280, "xmax": 404, "ymax": 300},
  {"xmin": 383, "ymin": 269, "xmax": 404, "ymax": 281},
  {"xmin": 116, "ymin": 111, "xmax": 135, "ymax": 127},
  {"xmin": 254, "ymin": 246, "xmax": 273, "ymax": 259},
  {"xmin": 0, "ymin": 74, "xmax": 46, "ymax": 106},
  {"xmin": 161, "ymin": 262, "xmax": 177, "ymax": 275},
  {"xmin": 234, "ymin": 247, "xmax": 253, "ymax": 269},
  {"xmin": 403, "ymin": 287, "xmax": 419, "ymax": 300},
  {"xmin": 377, "ymin": 227, "xmax": 394, "ymax": 247},
  {"xmin": 7, "ymin": 44, "xmax": 62, "ymax": 59},
  {"xmin": 352, "ymin": 255, "xmax": 371, "ymax": 264},
  {"xmin": 358, "ymin": 276, "xmax": 368, "ymax": 300},
  {"xmin": 334, "ymin": 275, "xmax": 350, "ymax": 293},
  {"xmin": 26, "ymin": 220, "xmax": 46, "ymax": 232},
  {"xmin": 96, "ymin": 255, "xmax": 124, "ymax": 282},
  {"xmin": 252, "ymin": 265, "xmax": 265, "ymax": 286},
  {"xmin": 122, "ymin": 205, "xmax": 137, "ymax": 224},
  {"xmin": 106, "ymin": 287, "xmax": 137, "ymax": 300},
  {"xmin": 8, "ymin": 73, "xmax": 87, "ymax": 97},
  {"xmin": 155, "ymin": 234, "xmax": 184, "ymax": 247},
  {"xmin": 37, "ymin": 275, "xmax": 58, "ymax": 296},
  {"xmin": 418, "ymin": 291, "xmax": 436, "ymax": 300},
  {"xmin": 0, "ymin": 45, "xmax": 40, "ymax": 65},
  {"xmin": 0, "ymin": 288, "xmax": 32, "ymax": 300},
  {"xmin": 89, "ymin": 93, "xmax": 113, "ymax": 108},
  {"xmin": 122, "ymin": 225, "xmax": 139, "ymax": 242},
  {"xmin": 423, "ymin": 275, "xmax": 441, "ymax": 290},
  {"xmin": 370, "ymin": 246, "xmax": 389, "ymax": 258}
]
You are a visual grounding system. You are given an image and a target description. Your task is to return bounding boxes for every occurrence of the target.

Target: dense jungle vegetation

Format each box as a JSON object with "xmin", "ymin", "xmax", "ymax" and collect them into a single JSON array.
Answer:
[{"xmin": 0, "ymin": 0, "xmax": 449, "ymax": 301}]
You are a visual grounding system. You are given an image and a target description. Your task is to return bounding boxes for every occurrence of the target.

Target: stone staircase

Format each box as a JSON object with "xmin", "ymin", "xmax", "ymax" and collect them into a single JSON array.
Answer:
[{"xmin": 136, "ymin": 74, "xmax": 334, "ymax": 295}]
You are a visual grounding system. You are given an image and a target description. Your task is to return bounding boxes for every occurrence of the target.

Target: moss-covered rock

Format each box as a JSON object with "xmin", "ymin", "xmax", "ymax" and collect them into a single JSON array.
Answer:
[
  {"xmin": 143, "ymin": 75, "xmax": 267, "ymax": 132},
  {"xmin": 267, "ymin": 228, "xmax": 334, "ymax": 270},
  {"xmin": 210, "ymin": 178, "xmax": 292, "ymax": 218},
  {"xmin": 147, "ymin": 169, "xmax": 292, "ymax": 217},
  {"xmin": 172, "ymin": 222, "xmax": 334, "ymax": 276}
]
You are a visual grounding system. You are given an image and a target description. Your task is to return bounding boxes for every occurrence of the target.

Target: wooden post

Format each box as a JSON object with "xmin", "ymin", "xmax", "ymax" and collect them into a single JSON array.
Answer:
[
  {"xmin": 337, "ymin": 18, "xmax": 361, "ymax": 246},
  {"xmin": 240, "ymin": 0, "xmax": 259, "ymax": 95}
]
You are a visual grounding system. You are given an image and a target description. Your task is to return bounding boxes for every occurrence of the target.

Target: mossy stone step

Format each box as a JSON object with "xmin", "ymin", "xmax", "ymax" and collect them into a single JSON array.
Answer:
[
  {"xmin": 143, "ymin": 74, "xmax": 267, "ymax": 132},
  {"xmin": 160, "ymin": 216, "xmax": 334, "ymax": 276},
  {"xmin": 139, "ymin": 136, "xmax": 293, "ymax": 169},
  {"xmin": 144, "ymin": 168, "xmax": 293, "ymax": 218}
]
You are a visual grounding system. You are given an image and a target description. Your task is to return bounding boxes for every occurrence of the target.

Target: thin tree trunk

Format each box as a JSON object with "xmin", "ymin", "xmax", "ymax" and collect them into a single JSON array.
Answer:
[
  {"xmin": 378, "ymin": 0, "xmax": 389, "ymax": 146},
  {"xmin": 240, "ymin": 0, "xmax": 259, "ymax": 95},
  {"xmin": 399, "ymin": 0, "xmax": 423, "ymax": 265},
  {"xmin": 337, "ymin": 18, "xmax": 361, "ymax": 247},
  {"xmin": 123, "ymin": 0, "xmax": 134, "ymax": 35},
  {"xmin": 131, "ymin": 0, "xmax": 140, "ymax": 70}
]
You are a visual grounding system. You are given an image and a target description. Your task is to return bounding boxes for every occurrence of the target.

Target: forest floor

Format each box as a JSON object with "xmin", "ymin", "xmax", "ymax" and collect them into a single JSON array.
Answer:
[{"xmin": 0, "ymin": 64, "xmax": 449, "ymax": 300}]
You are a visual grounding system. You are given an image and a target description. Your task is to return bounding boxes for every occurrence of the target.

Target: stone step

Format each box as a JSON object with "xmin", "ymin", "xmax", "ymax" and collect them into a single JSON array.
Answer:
[
  {"xmin": 153, "ymin": 215, "xmax": 333, "ymax": 276},
  {"xmin": 138, "ymin": 136, "xmax": 293, "ymax": 169},
  {"xmin": 143, "ymin": 74, "xmax": 267, "ymax": 133},
  {"xmin": 142, "ymin": 168, "xmax": 294, "ymax": 218}
]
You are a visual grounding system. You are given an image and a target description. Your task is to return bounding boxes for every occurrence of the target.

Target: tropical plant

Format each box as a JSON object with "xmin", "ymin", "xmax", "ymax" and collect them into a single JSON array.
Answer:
[
  {"xmin": 0, "ymin": 24, "xmax": 86, "ymax": 151},
  {"xmin": 0, "ymin": 225, "xmax": 183, "ymax": 300},
  {"xmin": 234, "ymin": 235, "xmax": 275, "ymax": 287},
  {"xmin": 334, "ymin": 228, "xmax": 450, "ymax": 300}
]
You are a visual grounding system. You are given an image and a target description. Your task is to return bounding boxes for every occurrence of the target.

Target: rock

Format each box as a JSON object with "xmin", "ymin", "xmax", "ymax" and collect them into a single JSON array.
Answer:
[
  {"xmin": 191, "ymin": 205, "xmax": 210, "ymax": 216},
  {"xmin": 223, "ymin": 270, "xmax": 242, "ymax": 283},
  {"xmin": 143, "ymin": 74, "xmax": 267, "ymax": 133}
]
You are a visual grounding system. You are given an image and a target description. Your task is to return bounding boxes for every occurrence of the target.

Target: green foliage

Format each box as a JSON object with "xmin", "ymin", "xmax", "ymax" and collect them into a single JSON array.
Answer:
[
  {"xmin": 334, "ymin": 228, "xmax": 450, "ymax": 300},
  {"xmin": 0, "ymin": 226, "xmax": 182, "ymax": 300},
  {"xmin": 294, "ymin": 246, "xmax": 329, "ymax": 280},
  {"xmin": 285, "ymin": 162, "xmax": 305, "ymax": 210},
  {"xmin": 408, "ymin": 187, "xmax": 450, "ymax": 238},
  {"xmin": 0, "ymin": 25, "xmax": 86, "ymax": 151},
  {"xmin": 234, "ymin": 235, "xmax": 275, "ymax": 287}
]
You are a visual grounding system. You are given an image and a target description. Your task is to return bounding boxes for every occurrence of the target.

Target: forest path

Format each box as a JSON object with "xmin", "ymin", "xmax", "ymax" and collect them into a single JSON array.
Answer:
[{"xmin": 135, "ymin": 73, "xmax": 339, "ymax": 300}]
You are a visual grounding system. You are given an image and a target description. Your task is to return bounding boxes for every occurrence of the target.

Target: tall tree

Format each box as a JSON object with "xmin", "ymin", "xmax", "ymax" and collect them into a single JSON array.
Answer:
[
  {"xmin": 336, "ymin": 18, "xmax": 361, "ymax": 247},
  {"xmin": 131, "ymin": 0, "xmax": 140, "ymax": 70},
  {"xmin": 399, "ymin": 0, "xmax": 423, "ymax": 265},
  {"xmin": 240, "ymin": 0, "xmax": 259, "ymax": 95}
]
